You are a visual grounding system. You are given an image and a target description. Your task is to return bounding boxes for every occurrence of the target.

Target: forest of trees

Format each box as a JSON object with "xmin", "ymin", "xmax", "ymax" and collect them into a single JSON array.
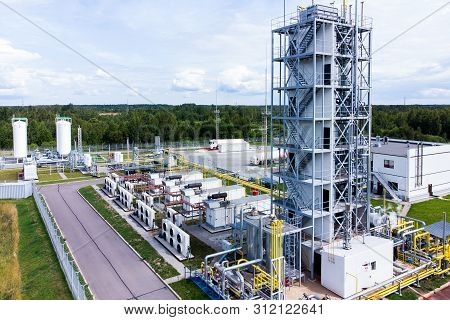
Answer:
[{"xmin": 0, "ymin": 104, "xmax": 448, "ymax": 149}]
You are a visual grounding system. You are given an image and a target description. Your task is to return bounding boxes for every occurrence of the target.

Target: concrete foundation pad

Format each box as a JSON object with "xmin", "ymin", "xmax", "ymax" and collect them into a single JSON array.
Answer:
[
  {"xmin": 113, "ymin": 198, "xmax": 133, "ymax": 212},
  {"xmin": 201, "ymin": 223, "xmax": 232, "ymax": 234},
  {"xmin": 100, "ymin": 187, "xmax": 116, "ymax": 198},
  {"xmin": 155, "ymin": 236, "xmax": 193, "ymax": 261},
  {"xmin": 130, "ymin": 213, "xmax": 158, "ymax": 232}
]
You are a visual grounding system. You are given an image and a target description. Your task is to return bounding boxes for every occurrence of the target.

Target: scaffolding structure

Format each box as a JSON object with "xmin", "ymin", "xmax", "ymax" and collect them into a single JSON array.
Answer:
[{"xmin": 271, "ymin": 3, "xmax": 372, "ymax": 281}]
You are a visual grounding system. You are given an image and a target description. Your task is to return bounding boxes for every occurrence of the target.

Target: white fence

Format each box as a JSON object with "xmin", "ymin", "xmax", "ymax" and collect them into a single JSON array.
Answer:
[
  {"xmin": 0, "ymin": 181, "xmax": 33, "ymax": 199},
  {"xmin": 32, "ymin": 185, "xmax": 93, "ymax": 300}
]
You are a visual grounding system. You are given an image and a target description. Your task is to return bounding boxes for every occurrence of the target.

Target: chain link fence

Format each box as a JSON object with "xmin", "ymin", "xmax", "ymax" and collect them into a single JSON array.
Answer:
[{"xmin": 32, "ymin": 185, "xmax": 93, "ymax": 300}]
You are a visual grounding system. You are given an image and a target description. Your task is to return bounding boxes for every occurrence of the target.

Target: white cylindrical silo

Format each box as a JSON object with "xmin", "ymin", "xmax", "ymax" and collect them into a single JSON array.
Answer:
[
  {"xmin": 56, "ymin": 116, "xmax": 72, "ymax": 156},
  {"xmin": 84, "ymin": 154, "xmax": 92, "ymax": 167},
  {"xmin": 12, "ymin": 117, "xmax": 28, "ymax": 159}
]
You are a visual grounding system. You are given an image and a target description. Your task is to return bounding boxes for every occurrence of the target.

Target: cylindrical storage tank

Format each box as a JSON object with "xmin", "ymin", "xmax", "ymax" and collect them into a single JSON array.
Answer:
[
  {"xmin": 84, "ymin": 154, "xmax": 92, "ymax": 167},
  {"xmin": 113, "ymin": 152, "xmax": 122, "ymax": 163},
  {"xmin": 12, "ymin": 118, "xmax": 28, "ymax": 159},
  {"xmin": 56, "ymin": 116, "xmax": 72, "ymax": 156}
]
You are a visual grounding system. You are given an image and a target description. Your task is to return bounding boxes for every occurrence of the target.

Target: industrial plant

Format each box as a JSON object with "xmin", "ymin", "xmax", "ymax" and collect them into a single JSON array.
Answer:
[{"xmin": 0, "ymin": 1, "xmax": 448, "ymax": 303}]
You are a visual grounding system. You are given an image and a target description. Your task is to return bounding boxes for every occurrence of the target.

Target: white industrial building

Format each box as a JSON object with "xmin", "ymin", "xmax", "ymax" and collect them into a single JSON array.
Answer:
[
  {"xmin": 204, "ymin": 194, "xmax": 271, "ymax": 230},
  {"xmin": 23, "ymin": 161, "xmax": 38, "ymax": 181},
  {"xmin": 209, "ymin": 139, "xmax": 249, "ymax": 153},
  {"xmin": 321, "ymin": 236, "xmax": 394, "ymax": 298},
  {"xmin": 372, "ymin": 138, "xmax": 450, "ymax": 202},
  {"xmin": 182, "ymin": 184, "xmax": 246, "ymax": 212}
]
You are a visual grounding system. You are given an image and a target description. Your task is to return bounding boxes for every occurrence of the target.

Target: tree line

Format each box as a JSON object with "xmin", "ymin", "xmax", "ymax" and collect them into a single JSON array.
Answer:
[{"xmin": 0, "ymin": 104, "xmax": 448, "ymax": 149}]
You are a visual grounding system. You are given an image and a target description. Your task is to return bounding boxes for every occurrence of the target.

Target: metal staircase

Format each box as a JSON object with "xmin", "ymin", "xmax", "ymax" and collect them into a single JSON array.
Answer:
[{"xmin": 372, "ymin": 171, "xmax": 401, "ymax": 202}]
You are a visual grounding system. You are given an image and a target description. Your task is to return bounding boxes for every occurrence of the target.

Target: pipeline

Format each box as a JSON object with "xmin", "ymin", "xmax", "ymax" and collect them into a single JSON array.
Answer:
[
  {"xmin": 204, "ymin": 247, "xmax": 242, "ymax": 277},
  {"xmin": 345, "ymin": 262, "xmax": 432, "ymax": 300},
  {"xmin": 221, "ymin": 259, "xmax": 263, "ymax": 293}
]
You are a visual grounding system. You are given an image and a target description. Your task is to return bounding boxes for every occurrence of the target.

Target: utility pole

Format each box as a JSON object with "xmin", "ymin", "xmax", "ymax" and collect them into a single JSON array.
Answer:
[{"xmin": 215, "ymin": 87, "xmax": 220, "ymax": 140}]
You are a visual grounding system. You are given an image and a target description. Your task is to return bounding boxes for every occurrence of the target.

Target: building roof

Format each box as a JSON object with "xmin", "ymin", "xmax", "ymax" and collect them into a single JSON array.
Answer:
[
  {"xmin": 424, "ymin": 220, "xmax": 450, "ymax": 239},
  {"xmin": 371, "ymin": 138, "xmax": 444, "ymax": 157}
]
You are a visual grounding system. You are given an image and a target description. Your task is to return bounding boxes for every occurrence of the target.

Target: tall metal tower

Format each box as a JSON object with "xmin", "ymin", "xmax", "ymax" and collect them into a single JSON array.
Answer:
[
  {"xmin": 215, "ymin": 105, "xmax": 220, "ymax": 140},
  {"xmin": 271, "ymin": 3, "xmax": 372, "ymax": 279},
  {"xmin": 77, "ymin": 126, "xmax": 83, "ymax": 153},
  {"xmin": 215, "ymin": 88, "xmax": 220, "ymax": 139},
  {"xmin": 262, "ymin": 47, "xmax": 271, "ymax": 171}
]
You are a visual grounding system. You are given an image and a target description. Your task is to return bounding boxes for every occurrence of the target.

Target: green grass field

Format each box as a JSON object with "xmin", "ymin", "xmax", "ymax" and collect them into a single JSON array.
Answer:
[
  {"xmin": 0, "ymin": 169, "xmax": 20, "ymax": 181},
  {"xmin": 0, "ymin": 198, "xmax": 72, "ymax": 300},
  {"xmin": 408, "ymin": 198, "xmax": 450, "ymax": 225},
  {"xmin": 386, "ymin": 290, "xmax": 418, "ymax": 300},
  {"xmin": 371, "ymin": 198, "xmax": 402, "ymax": 212},
  {"xmin": 79, "ymin": 186, "xmax": 179, "ymax": 279},
  {"xmin": 170, "ymin": 279, "xmax": 210, "ymax": 300}
]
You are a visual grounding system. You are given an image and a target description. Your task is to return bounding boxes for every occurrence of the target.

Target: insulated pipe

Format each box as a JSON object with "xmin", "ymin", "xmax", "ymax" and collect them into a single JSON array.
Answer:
[
  {"xmin": 259, "ymin": 216, "xmax": 264, "ymax": 261},
  {"xmin": 221, "ymin": 259, "xmax": 263, "ymax": 293},
  {"xmin": 402, "ymin": 251, "xmax": 433, "ymax": 264},
  {"xmin": 401, "ymin": 228, "xmax": 424, "ymax": 239},
  {"xmin": 345, "ymin": 262, "xmax": 432, "ymax": 300},
  {"xmin": 235, "ymin": 270, "xmax": 245, "ymax": 295},
  {"xmin": 204, "ymin": 247, "xmax": 242, "ymax": 277},
  {"xmin": 402, "ymin": 216, "xmax": 426, "ymax": 228}
]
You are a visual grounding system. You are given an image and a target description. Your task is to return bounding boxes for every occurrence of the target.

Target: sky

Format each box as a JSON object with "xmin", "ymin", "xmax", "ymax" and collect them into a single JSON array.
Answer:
[{"xmin": 0, "ymin": 0, "xmax": 449, "ymax": 106}]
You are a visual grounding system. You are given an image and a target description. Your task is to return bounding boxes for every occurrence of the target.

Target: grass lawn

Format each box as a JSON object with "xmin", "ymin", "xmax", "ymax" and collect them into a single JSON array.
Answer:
[
  {"xmin": 371, "ymin": 198, "xmax": 402, "ymax": 212},
  {"xmin": 0, "ymin": 198, "xmax": 72, "ymax": 299},
  {"xmin": 38, "ymin": 172, "xmax": 62, "ymax": 182},
  {"xmin": 64, "ymin": 169, "xmax": 88, "ymax": 179},
  {"xmin": 408, "ymin": 198, "xmax": 450, "ymax": 225},
  {"xmin": 79, "ymin": 186, "xmax": 179, "ymax": 279},
  {"xmin": 0, "ymin": 169, "xmax": 21, "ymax": 182},
  {"xmin": 419, "ymin": 273, "xmax": 450, "ymax": 292},
  {"xmin": 170, "ymin": 279, "xmax": 210, "ymax": 300},
  {"xmin": 386, "ymin": 289, "xmax": 418, "ymax": 300},
  {"xmin": 443, "ymin": 194, "xmax": 450, "ymax": 200},
  {"xmin": 36, "ymin": 177, "xmax": 94, "ymax": 186},
  {"xmin": 182, "ymin": 233, "xmax": 216, "ymax": 270}
]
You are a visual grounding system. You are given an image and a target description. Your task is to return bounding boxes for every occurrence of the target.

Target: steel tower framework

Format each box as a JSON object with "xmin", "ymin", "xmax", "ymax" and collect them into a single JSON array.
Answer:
[{"xmin": 271, "ymin": 4, "xmax": 372, "ymax": 280}]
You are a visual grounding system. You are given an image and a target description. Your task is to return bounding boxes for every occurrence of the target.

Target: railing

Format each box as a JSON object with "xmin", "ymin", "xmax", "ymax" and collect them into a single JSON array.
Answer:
[{"xmin": 32, "ymin": 185, "xmax": 93, "ymax": 300}]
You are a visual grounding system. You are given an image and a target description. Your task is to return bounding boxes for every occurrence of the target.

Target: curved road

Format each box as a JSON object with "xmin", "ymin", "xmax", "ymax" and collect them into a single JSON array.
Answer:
[{"xmin": 39, "ymin": 180, "xmax": 178, "ymax": 300}]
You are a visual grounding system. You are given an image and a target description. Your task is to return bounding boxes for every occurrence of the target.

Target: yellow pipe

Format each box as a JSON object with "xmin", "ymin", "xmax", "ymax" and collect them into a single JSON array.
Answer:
[{"xmin": 175, "ymin": 153, "xmax": 272, "ymax": 194}]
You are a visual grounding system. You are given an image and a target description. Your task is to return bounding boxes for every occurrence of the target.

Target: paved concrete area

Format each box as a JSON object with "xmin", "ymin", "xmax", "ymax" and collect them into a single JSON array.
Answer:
[
  {"xmin": 39, "ymin": 180, "xmax": 178, "ymax": 300},
  {"xmin": 180, "ymin": 148, "xmax": 272, "ymax": 180},
  {"xmin": 58, "ymin": 172, "xmax": 68, "ymax": 180},
  {"xmin": 184, "ymin": 223, "xmax": 231, "ymax": 252}
]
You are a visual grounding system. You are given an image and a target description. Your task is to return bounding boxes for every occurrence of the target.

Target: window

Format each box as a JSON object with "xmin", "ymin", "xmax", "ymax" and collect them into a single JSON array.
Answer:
[
  {"xmin": 388, "ymin": 181, "xmax": 399, "ymax": 191},
  {"xmin": 371, "ymin": 261, "xmax": 377, "ymax": 270},
  {"xmin": 384, "ymin": 159, "xmax": 394, "ymax": 169}
]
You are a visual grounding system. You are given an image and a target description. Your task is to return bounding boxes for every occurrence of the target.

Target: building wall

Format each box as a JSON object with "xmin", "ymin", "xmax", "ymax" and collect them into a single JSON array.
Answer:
[
  {"xmin": 372, "ymin": 154, "xmax": 408, "ymax": 199},
  {"xmin": 321, "ymin": 236, "xmax": 393, "ymax": 298},
  {"xmin": 373, "ymin": 144, "xmax": 450, "ymax": 201},
  {"xmin": 407, "ymin": 144, "xmax": 450, "ymax": 201}
]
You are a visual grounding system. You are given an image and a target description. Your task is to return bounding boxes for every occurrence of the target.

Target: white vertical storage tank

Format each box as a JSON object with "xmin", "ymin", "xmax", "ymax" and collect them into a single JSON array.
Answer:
[
  {"xmin": 84, "ymin": 154, "xmax": 92, "ymax": 167},
  {"xmin": 56, "ymin": 116, "xmax": 72, "ymax": 157},
  {"xmin": 12, "ymin": 117, "xmax": 28, "ymax": 159}
]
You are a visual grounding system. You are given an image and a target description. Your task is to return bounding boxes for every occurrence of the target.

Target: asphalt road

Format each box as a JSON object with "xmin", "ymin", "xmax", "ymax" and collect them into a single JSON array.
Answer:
[{"xmin": 39, "ymin": 180, "xmax": 178, "ymax": 300}]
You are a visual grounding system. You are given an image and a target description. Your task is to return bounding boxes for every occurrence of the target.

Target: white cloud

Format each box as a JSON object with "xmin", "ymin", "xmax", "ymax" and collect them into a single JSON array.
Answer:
[
  {"xmin": 420, "ymin": 88, "xmax": 450, "ymax": 98},
  {"xmin": 172, "ymin": 68, "xmax": 209, "ymax": 92},
  {"xmin": 95, "ymin": 68, "xmax": 110, "ymax": 78},
  {"xmin": 218, "ymin": 65, "xmax": 265, "ymax": 95},
  {"xmin": 0, "ymin": 39, "xmax": 41, "ymax": 63}
]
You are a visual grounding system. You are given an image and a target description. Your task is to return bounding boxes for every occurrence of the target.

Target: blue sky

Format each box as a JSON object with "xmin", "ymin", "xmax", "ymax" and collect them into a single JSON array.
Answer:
[{"xmin": 0, "ymin": 0, "xmax": 449, "ymax": 106}]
